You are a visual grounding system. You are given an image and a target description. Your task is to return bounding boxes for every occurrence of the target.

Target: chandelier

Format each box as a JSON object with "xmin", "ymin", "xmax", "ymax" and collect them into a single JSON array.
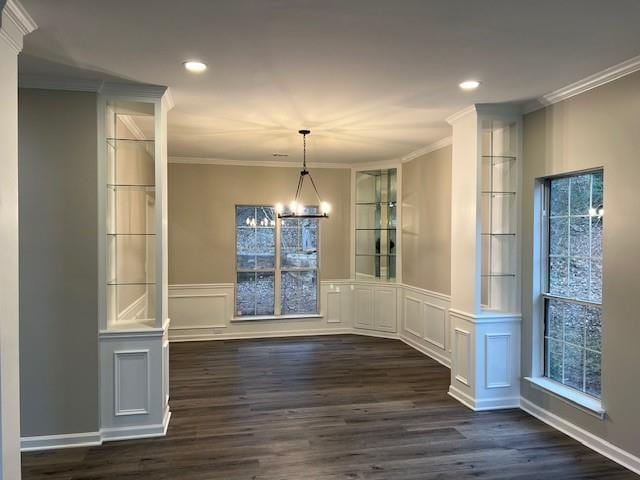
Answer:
[{"xmin": 275, "ymin": 129, "xmax": 331, "ymax": 219}]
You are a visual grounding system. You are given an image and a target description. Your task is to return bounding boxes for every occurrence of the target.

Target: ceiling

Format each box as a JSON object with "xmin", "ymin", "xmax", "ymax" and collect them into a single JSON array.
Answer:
[{"xmin": 18, "ymin": 0, "xmax": 640, "ymax": 165}]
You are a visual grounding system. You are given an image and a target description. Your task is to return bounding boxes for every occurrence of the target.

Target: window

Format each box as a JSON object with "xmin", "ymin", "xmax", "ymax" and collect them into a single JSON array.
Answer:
[
  {"xmin": 544, "ymin": 170, "xmax": 603, "ymax": 398},
  {"xmin": 235, "ymin": 205, "xmax": 319, "ymax": 317}
]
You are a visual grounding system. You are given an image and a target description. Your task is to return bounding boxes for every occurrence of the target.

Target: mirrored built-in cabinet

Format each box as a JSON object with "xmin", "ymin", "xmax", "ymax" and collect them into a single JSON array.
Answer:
[
  {"xmin": 106, "ymin": 102, "xmax": 157, "ymax": 329},
  {"xmin": 480, "ymin": 119, "xmax": 518, "ymax": 313},
  {"xmin": 355, "ymin": 168, "xmax": 397, "ymax": 281}
]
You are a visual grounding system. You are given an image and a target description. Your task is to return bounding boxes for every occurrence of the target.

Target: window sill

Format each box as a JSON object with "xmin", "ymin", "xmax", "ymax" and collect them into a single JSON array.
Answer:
[
  {"xmin": 524, "ymin": 376, "xmax": 605, "ymax": 419},
  {"xmin": 231, "ymin": 314, "xmax": 323, "ymax": 322}
]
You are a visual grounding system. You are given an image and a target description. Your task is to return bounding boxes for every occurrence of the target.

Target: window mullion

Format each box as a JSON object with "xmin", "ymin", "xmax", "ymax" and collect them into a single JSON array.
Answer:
[{"xmin": 275, "ymin": 217, "xmax": 282, "ymax": 316}]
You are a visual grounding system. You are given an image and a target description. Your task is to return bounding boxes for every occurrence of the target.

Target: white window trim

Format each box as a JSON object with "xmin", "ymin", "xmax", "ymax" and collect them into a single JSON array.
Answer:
[
  {"xmin": 525, "ymin": 376, "xmax": 605, "ymax": 419},
  {"xmin": 234, "ymin": 205, "xmax": 320, "ymax": 319}
]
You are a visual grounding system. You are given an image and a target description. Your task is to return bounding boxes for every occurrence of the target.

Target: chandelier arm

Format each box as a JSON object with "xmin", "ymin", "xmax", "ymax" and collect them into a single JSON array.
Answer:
[
  {"xmin": 307, "ymin": 172, "xmax": 323, "ymax": 204},
  {"xmin": 294, "ymin": 172, "xmax": 304, "ymax": 202}
]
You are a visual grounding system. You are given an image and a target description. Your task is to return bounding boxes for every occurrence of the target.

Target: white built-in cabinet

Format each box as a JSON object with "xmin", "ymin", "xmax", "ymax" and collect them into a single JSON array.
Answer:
[
  {"xmin": 350, "ymin": 163, "xmax": 402, "ymax": 334},
  {"xmin": 353, "ymin": 284, "xmax": 398, "ymax": 333},
  {"xmin": 98, "ymin": 84, "xmax": 173, "ymax": 441}
]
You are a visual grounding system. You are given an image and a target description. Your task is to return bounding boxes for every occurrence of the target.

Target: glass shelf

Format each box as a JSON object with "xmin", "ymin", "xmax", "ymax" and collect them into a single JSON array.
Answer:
[
  {"xmin": 481, "ymin": 191, "xmax": 516, "ymax": 196},
  {"xmin": 107, "ymin": 137, "xmax": 155, "ymax": 146},
  {"xmin": 356, "ymin": 253, "xmax": 397, "ymax": 257},
  {"xmin": 481, "ymin": 232, "xmax": 516, "ymax": 236},
  {"xmin": 481, "ymin": 273, "xmax": 516, "ymax": 278},
  {"xmin": 355, "ymin": 201, "xmax": 397, "ymax": 206},
  {"xmin": 107, "ymin": 184, "xmax": 155, "ymax": 189},
  {"xmin": 107, "ymin": 281, "xmax": 155, "ymax": 286},
  {"xmin": 356, "ymin": 228, "xmax": 396, "ymax": 231},
  {"xmin": 107, "ymin": 233, "xmax": 155, "ymax": 236}
]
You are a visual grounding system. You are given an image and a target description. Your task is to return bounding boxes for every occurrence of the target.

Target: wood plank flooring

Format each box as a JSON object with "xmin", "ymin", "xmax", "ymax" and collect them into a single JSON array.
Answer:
[{"xmin": 22, "ymin": 335, "xmax": 638, "ymax": 479}]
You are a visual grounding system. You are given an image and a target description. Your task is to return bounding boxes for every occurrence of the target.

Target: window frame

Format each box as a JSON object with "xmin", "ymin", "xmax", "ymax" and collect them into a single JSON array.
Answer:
[
  {"xmin": 233, "ymin": 204, "xmax": 321, "ymax": 319},
  {"xmin": 533, "ymin": 168, "xmax": 604, "ymax": 406}
]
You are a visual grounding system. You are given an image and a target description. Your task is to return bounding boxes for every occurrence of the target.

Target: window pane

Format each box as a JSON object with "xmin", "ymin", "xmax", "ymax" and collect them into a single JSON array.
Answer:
[
  {"xmin": 590, "ymin": 259, "xmax": 602, "ymax": 303},
  {"xmin": 568, "ymin": 257, "xmax": 589, "ymax": 300},
  {"xmin": 550, "ymin": 177, "xmax": 569, "ymax": 217},
  {"xmin": 549, "ymin": 217, "xmax": 568, "ymax": 256},
  {"xmin": 545, "ymin": 299, "xmax": 564, "ymax": 340},
  {"xmin": 548, "ymin": 257, "xmax": 568, "ymax": 296},
  {"xmin": 563, "ymin": 303, "xmax": 585, "ymax": 347},
  {"xmin": 281, "ymin": 219, "xmax": 318, "ymax": 269},
  {"xmin": 591, "ymin": 171, "xmax": 603, "ymax": 210},
  {"xmin": 585, "ymin": 350, "xmax": 602, "ymax": 397},
  {"xmin": 563, "ymin": 344, "xmax": 584, "ymax": 391},
  {"xmin": 585, "ymin": 306, "xmax": 602, "ymax": 352},
  {"xmin": 569, "ymin": 217, "xmax": 589, "ymax": 257},
  {"xmin": 569, "ymin": 174, "xmax": 590, "ymax": 216},
  {"xmin": 545, "ymin": 338, "xmax": 563, "ymax": 382},
  {"xmin": 236, "ymin": 272, "xmax": 256, "ymax": 316},
  {"xmin": 255, "ymin": 272, "xmax": 275, "ymax": 315},
  {"xmin": 281, "ymin": 270, "xmax": 318, "ymax": 314},
  {"xmin": 236, "ymin": 206, "xmax": 255, "ymax": 227},
  {"xmin": 591, "ymin": 217, "xmax": 603, "ymax": 258}
]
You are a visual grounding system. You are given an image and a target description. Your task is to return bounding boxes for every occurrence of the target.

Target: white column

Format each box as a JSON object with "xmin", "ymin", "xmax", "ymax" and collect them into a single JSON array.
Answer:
[
  {"xmin": 447, "ymin": 105, "xmax": 522, "ymax": 411},
  {"xmin": 0, "ymin": 1, "xmax": 36, "ymax": 478}
]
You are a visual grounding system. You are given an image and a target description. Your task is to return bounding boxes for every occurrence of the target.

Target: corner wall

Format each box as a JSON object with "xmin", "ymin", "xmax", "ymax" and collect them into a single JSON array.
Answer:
[
  {"xmin": 401, "ymin": 145, "xmax": 452, "ymax": 295},
  {"xmin": 521, "ymin": 70, "xmax": 640, "ymax": 459},
  {"xmin": 18, "ymin": 89, "xmax": 99, "ymax": 437}
]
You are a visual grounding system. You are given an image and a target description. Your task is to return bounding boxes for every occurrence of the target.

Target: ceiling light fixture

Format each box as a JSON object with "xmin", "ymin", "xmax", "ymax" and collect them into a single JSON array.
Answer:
[
  {"xmin": 184, "ymin": 60, "xmax": 207, "ymax": 73},
  {"xmin": 275, "ymin": 130, "xmax": 331, "ymax": 219},
  {"xmin": 459, "ymin": 80, "xmax": 480, "ymax": 91}
]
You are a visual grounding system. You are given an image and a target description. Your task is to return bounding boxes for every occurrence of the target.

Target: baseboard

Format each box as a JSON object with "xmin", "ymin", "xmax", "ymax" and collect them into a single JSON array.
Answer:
[
  {"xmin": 21, "ymin": 408, "xmax": 171, "ymax": 452},
  {"xmin": 520, "ymin": 398, "xmax": 640, "ymax": 475},
  {"xmin": 101, "ymin": 408, "xmax": 171, "ymax": 442},
  {"xmin": 448, "ymin": 385, "xmax": 520, "ymax": 411},
  {"xmin": 400, "ymin": 334, "xmax": 451, "ymax": 368},
  {"xmin": 169, "ymin": 327, "xmax": 353, "ymax": 342},
  {"xmin": 20, "ymin": 431, "xmax": 102, "ymax": 452}
]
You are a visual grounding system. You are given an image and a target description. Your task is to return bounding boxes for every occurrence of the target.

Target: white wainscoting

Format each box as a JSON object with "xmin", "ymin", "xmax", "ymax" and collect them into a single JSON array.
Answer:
[
  {"xmin": 168, "ymin": 281, "xmax": 450, "ymax": 365},
  {"xmin": 400, "ymin": 285, "xmax": 451, "ymax": 367},
  {"xmin": 168, "ymin": 281, "xmax": 353, "ymax": 341}
]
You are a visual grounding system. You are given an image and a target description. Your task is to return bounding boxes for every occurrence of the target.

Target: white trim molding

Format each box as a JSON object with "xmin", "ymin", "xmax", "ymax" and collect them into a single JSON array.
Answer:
[
  {"xmin": 539, "ymin": 54, "xmax": 640, "ymax": 107},
  {"xmin": 20, "ymin": 431, "xmax": 102, "ymax": 452},
  {"xmin": 0, "ymin": 0, "xmax": 37, "ymax": 52},
  {"xmin": 521, "ymin": 398, "xmax": 640, "ymax": 476}
]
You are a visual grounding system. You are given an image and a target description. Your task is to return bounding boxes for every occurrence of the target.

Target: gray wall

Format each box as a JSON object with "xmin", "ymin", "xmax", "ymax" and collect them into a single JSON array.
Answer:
[
  {"xmin": 402, "ymin": 145, "xmax": 452, "ymax": 295},
  {"xmin": 19, "ymin": 89, "xmax": 99, "ymax": 436},
  {"xmin": 168, "ymin": 163, "xmax": 351, "ymax": 284},
  {"xmin": 521, "ymin": 71, "xmax": 640, "ymax": 457}
]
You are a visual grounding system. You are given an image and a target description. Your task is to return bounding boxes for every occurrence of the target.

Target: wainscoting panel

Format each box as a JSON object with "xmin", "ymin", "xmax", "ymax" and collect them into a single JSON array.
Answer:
[
  {"xmin": 424, "ymin": 302, "xmax": 446, "ymax": 349},
  {"xmin": 453, "ymin": 328, "xmax": 471, "ymax": 386},
  {"xmin": 114, "ymin": 350, "xmax": 150, "ymax": 416},
  {"xmin": 403, "ymin": 296, "xmax": 423, "ymax": 338},
  {"xmin": 485, "ymin": 333, "xmax": 511, "ymax": 389},
  {"xmin": 374, "ymin": 287, "xmax": 397, "ymax": 332},
  {"xmin": 399, "ymin": 285, "xmax": 451, "ymax": 367},
  {"xmin": 353, "ymin": 285, "xmax": 374, "ymax": 329}
]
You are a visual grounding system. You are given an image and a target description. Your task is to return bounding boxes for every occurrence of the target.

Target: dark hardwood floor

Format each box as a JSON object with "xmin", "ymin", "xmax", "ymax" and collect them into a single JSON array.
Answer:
[{"xmin": 23, "ymin": 335, "xmax": 637, "ymax": 479}]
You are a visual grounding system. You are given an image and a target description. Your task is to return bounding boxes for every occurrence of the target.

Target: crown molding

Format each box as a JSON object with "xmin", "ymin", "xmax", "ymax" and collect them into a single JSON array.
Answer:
[
  {"xmin": 169, "ymin": 156, "xmax": 351, "ymax": 169},
  {"xmin": 445, "ymin": 105, "xmax": 476, "ymax": 125},
  {"xmin": 400, "ymin": 136, "xmax": 452, "ymax": 163},
  {"xmin": 1, "ymin": 0, "xmax": 37, "ymax": 53},
  {"xmin": 539, "ymin": 54, "xmax": 640, "ymax": 108}
]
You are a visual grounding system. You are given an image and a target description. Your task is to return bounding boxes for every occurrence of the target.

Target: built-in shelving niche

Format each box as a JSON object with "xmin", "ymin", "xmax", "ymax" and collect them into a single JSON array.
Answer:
[
  {"xmin": 480, "ymin": 120, "xmax": 519, "ymax": 313},
  {"xmin": 355, "ymin": 168, "xmax": 397, "ymax": 281},
  {"xmin": 105, "ymin": 103, "xmax": 157, "ymax": 329}
]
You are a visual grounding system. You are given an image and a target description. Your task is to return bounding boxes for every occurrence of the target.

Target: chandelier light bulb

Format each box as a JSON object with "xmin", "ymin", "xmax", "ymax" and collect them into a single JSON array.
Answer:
[
  {"xmin": 320, "ymin": 201, "xmax": 331, "ymax": 215},
  {"xmin": 289, "ymin": 201, "xmax": 298, "ymax": 213},
  {"xmin": 275, "ymin": 203, "xmax": 284, "ymax": 214},
  {"xmin": 296, "ymin": 203, "xmax": 305, "ymax": 215}
]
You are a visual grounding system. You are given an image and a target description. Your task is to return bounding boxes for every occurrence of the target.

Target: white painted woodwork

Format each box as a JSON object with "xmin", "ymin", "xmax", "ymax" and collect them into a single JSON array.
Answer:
[{"xmin": 0, "ymin": 1, "xmax": 36, "ymax": 477}]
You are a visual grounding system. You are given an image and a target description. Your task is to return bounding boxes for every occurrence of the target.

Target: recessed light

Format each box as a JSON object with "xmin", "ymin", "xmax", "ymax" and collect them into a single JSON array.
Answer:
[
  {"xmin": 459, "ymin": 80, "xmax": 480, "ymax": 91},
  {"xmin": 184, "ymin": 61, "xmax": 207, "ymax": 73}
]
